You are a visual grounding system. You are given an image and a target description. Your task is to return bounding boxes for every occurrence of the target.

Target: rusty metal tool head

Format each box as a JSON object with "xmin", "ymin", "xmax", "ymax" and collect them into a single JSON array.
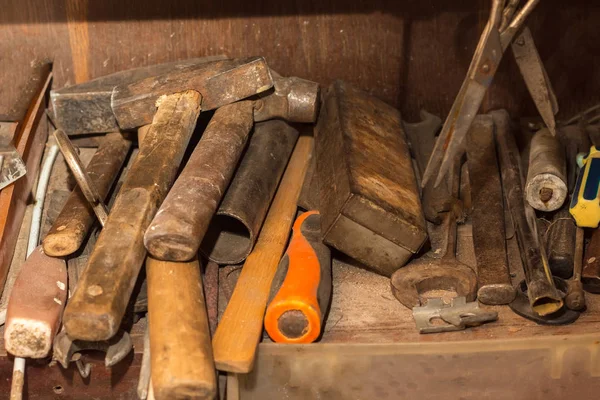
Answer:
[
  {"xmin": 421, "ymin": 0, "xmax": 554, "ymax": 189},
  {"xmin": 53, "ymin": 129, "xmax": 109, "ymax": 226},
  {"xmin": 51, "ymin": 56, "xmax": 272, "ymax": 134},
  {"xmin": 52, "ymin": 329, "xmax": 133, "ymax": 373},
  {"xmin": 253, "ymin": 75, "xmax": 320, "ymax": 123},
  {"xmin": 391, "ymin": 153, "xmax": 477, "ymax": 309}
]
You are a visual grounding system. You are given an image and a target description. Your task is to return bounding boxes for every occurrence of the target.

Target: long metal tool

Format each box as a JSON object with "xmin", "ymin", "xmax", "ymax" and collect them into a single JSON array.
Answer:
[
  {"xmin": 493, "ymin": 109, "xmax": 562, "ymax": 316},
  {"xmin": 466, "ymin": 115, "xmax": 515, "ymax": 304},
  {"xmin": 421, "ymin": 0, "xmax": 553, "ymax": 188}
]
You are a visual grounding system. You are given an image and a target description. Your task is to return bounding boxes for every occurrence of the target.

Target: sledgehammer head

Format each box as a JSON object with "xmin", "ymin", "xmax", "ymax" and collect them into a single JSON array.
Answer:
[{"xmin": 4, "ymin": 246, "xmax": 68, "ymax": 358}]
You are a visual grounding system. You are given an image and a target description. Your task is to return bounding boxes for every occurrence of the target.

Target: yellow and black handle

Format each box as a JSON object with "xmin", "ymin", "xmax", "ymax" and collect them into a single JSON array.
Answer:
[
  {"xmin": 570, "ymin": 146, "xmax": 600, "ymax": 228},
  {"xmin": 264, "ymin": 211, "xmax": 332, "ymax": 343}
]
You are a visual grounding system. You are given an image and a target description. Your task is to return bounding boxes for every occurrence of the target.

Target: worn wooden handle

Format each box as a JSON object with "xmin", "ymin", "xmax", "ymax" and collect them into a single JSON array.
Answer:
[
  {"xmin": 43, "ymin": 132, "xmax": 131, "ymax": 256},
  {"xmin": 144, "ymin": 101, "xmax": 254, "ymax": 261},
  {"xmin": 63, "ymin": 90, "xmax": 201, "ymax": 341},
  {"xmin": 4, "ymin": 246, "xmax": 68, "ymax": 358},
  {"xmin": 147, "ymin": 257, "xmax": 216, "ymax": 400},
  {"xmin": 212, "ymin": 135, "xmax": 313, "ymax": 373}
]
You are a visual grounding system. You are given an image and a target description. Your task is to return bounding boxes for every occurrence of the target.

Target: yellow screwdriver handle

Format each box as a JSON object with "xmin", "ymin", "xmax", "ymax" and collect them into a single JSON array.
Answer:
[{"xmin": 570, "ymin": 146, "xmax": 600, "ymax": 228}]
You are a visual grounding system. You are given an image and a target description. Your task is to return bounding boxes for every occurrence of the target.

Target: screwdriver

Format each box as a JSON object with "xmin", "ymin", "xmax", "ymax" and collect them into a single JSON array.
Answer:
[
  {"xmin": 570, "ymin": 146, "xmax": 600, "ymax": 228},
  {"xmin": 264, "ymin": 210, "xmax": 332, "ymax": 343}
]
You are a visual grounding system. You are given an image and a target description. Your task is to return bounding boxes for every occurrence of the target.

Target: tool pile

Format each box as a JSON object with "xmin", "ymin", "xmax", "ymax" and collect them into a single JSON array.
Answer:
[{"xmin": 0, "ymin": 0, "xmax": 599, "ymax": 399}]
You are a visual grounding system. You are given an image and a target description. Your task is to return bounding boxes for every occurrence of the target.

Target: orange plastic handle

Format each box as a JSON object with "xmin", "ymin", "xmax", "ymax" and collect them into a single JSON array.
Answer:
[{"xmin": 264, "ymin": 211, "xmax": 322, "ymax": 343}]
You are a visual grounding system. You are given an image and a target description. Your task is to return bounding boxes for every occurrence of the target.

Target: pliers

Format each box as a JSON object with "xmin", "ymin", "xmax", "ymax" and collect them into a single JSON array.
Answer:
[{"xmin": 421, "ymin": 0, "xmax": 558, "ymax": 188}]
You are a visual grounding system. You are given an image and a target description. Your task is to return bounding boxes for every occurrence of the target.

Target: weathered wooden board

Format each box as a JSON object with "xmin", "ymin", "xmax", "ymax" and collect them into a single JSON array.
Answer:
[{"xmin": 0, "ymin": 0, "xmax": 598, "ymax": 122}]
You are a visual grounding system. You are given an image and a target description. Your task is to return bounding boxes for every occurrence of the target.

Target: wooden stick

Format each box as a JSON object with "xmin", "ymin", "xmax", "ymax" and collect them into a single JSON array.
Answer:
[
  {"xmin": 147, "ymin": 257, "xmax": 216, "ymax": 400},
  {"xmin": 63, "ymin": 90, "xmax": 201, "ymax": 341},
  {"xmin": 212, "ymin": 135, "xmax": 313, "ymax": 373},
  {"xmin": 43, "ymin": 132, "xmax": 131, "ymax": 256}
]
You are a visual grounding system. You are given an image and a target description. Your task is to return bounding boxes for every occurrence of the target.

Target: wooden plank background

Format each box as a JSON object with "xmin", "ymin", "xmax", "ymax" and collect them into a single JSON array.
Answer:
[{"xmin": 0, "ymin": 0, "xmax": 598, "ymax": 123}]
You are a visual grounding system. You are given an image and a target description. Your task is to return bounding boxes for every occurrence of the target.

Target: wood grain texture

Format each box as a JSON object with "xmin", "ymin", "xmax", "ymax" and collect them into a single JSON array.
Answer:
[
  {"xmin": 42, "ymin": 132, "xmax": 131, "ymax": 257},
  {"xmin": 1, "ymin": 1, "xmax": 598, "ymax": 122},
  {"xmin": 212, "ymin": 135, "xmax": 312, "ymax": 373},
  {"xmin": 0, "ymin": 70, "xmax": 52, "ymax": 296},
  {"xmin": 146, "ymin": 257, "xmax": 216, "ymax": 400},
  {"xmin": 63, "ymin": 91, "xmax": 201, "ymax": 341},
  {"xmin": 65, "ymin": 0, "xmax": 90, "ymax": 83}
]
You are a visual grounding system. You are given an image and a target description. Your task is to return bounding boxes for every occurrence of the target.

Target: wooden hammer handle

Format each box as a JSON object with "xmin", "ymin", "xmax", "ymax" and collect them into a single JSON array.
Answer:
[
  {"xmin": 212, "ymin": 135, "xmax": 313, "ymax": 373},
  {"xmin": 63, "ymin": 90, "xmax": 201, "ymax": 341},
  {"xmin": 144, "ymin": 101, "xmax": 254, "ymax": 261},
  {"xmin": 43, "ymin": 132, "xmax": 131, "ymax": 256},
  {"xmin": 147, "ymin": 257, "xmax": 216, "ymax": 400}
]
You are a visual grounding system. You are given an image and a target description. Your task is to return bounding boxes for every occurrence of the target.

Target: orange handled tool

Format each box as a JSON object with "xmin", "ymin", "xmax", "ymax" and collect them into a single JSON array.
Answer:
[{"xmin": 264, "ymin": 211, "xmax": 332, "ymax": 343}]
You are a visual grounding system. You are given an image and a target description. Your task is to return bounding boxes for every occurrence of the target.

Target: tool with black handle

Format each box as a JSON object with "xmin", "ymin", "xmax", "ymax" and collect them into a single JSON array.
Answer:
[{"xmin": 265, "ymin": 211, "xmax": 331, "ymax": 343}]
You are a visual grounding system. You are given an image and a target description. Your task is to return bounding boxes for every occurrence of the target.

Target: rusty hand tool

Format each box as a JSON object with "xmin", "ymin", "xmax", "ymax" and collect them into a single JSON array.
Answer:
[
  {"xmin": 200, "ymin": 121, "xmax": 299, "ymax": 265},
  {"xmin": 264, "ymin": 211, "xmax": 332, "ymax": 343},
  {"xmin": 112, "ymin": 57, "xmax": 271, "ymax": 130},
  {"xmin": 403, "ymin": 110, "xmax": 454, "ymax": 224},
  {"xmin": 391, "ymin": 150, "xmax": 477, "ymax": 309},
  {"xmin": 421, "ymin": 0, "xmax": 555, "ymax": 189},
  {"xmin": 43, "ymin": 131, "xmax": 130, "ymax": 256},
  {"xmin": 144, "ymin": 101, "xmax": 254, "ymax": 261},
  {"xmin": 52, "ymin": 329, "xmax": 132, "ymax": 379},
  {"xmin": 583, "ymin": 225, "xmax": 600, "ymax": 293},
  {"xmin": 565, "ymin": 227, "xmax": 586, "ymax": 310},
  {"xmin": 0, "ymin": 65, "xmax": 52, "ymax": 295},
  {"xmin": 147, "ymin": 257, "xmax": 216, "ymax": 400},
  {"xmin": 525, "ymin": 128, "xmax": 567, "ymax": 211},
  {"xmin": 212, "ymin": 135, "xmax": 313, "ymax": 373},
  {"xmin": 253, "ymin": 74, "xmax": 320, "ymax": 123},
  {"xmin": 466, "ymin": 115, "xmax": 516, "ymax": 305},
  {"xmin": 49, "ymin": 56, "xmax": 272, "ymax": 134},
  {"xmin": 316, "ymin": 81, "xmax": 427, "ymax": 276},
  {"xmin": 63, "ymin": 90, "xmax": 201, "ymax": 341},
  {"xmin": 493, "ymin": 109, "xmax": 563, "ymax": 316}
]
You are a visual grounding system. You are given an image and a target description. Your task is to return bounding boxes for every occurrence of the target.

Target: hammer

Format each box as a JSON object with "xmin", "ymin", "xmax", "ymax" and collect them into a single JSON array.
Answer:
[
  {"xmin": 51, "ymin": 56, "xmax": 272, "ymax": 134},
  {"xmin": 144, "ymin": 76, "xmax": 319, "ymax": 262}
]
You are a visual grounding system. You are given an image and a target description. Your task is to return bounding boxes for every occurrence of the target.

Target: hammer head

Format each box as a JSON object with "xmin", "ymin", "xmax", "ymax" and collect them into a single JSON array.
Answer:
[{"xmin": 51, "ymin": 56, "xmax": 274, "ymax": 134}]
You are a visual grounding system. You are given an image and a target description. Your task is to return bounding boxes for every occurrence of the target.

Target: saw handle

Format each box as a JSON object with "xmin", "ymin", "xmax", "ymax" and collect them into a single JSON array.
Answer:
[{"xmin": 264, "ymin": 211, "xmax": 331, "ymax": 343}]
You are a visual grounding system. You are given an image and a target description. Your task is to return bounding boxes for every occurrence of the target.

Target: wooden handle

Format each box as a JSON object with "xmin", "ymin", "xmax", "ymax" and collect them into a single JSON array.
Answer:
[
  {"xmin": 4, "ymin": 245, "xmax": 67, "ymax": 358},
  {"xmin": 147, "ymin": 257, "xmax": 216, "ymax": 400},
  {"xmin": 43, "ymin": 132, "xmax": 131, "ymax": 256},
  {"xmin": 264, "ymin": 211, "xmax": 332, "ymax": 344},
  {"xmin": 144, "ymin": 101, "xmax": 254, "ymax": 261},
  {"xmin": 63, "ymin": 90, "xmax": 201, "ymax": 341},
  {"xmin": 212, "ymin": 135, "xmax": 313, "ymax": 373}
]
